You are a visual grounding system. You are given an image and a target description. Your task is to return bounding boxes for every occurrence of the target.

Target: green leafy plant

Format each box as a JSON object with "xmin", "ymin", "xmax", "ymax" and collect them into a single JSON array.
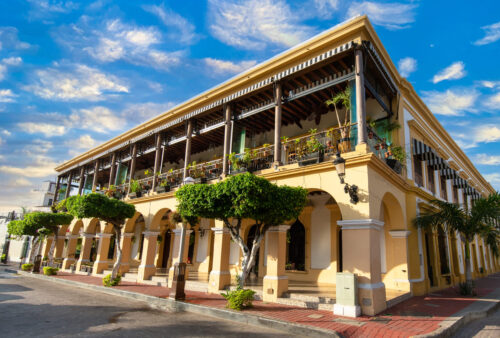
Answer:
[
  {"xmin": 129, "ymin": 179, "xmax": 141, "ymax": 193},
  {"xmin": 325, "ymin": 87, "xmax": 352, "ymax": 150},
  {"xmin": 43, "ymin": 266, "xmax": 58, "ymax": 276},
  {"xmin": 242, "ymin": 148, "xmax": 257, "ymax": 165},
  {"xmin": 389, "ymin": 146, "xmax": 407, "ymax": 165},
  {"xmin": 160, "ymin": 179, "xmax": 169, "ymax": 187},
  {"xmin": 222, "ymin": 288, "xmax": 256, "ymax": 310},
  {"xmin": 1, "ymin": 253, "xmax": 6, "ymax": 262},
  {"xmin": 144, "ymin": 169, "xmax": 152, "ymax": 176},
  {"xmin": 103, "ymin": 273, "xmax": 121, "ymax": 287},
  {"xmin": 305, "ymin": 130, "xmax": 324, "ymax": 154},
  {"xmin": 280, "ymin": 136, "xmax": 289, "ymax": 143},
  {"xmin": 228, "ymin": 152, "xmax": 241, "ymax": 171},
  {"xmin": 21, "ymin": 263, "xmax": 33, "ymax": 271},
  {"xmin": 458, "ymin": 281, "xmax": 476, "ymax": 296}
]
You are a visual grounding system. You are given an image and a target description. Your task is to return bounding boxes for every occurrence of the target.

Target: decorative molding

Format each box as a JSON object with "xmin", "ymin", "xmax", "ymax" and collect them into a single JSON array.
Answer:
[
  {"xmin": 209, "ymin": 270, "xmax": 230, "ymax": 276},
  {"xmin": 337, "ymin": 219, "xmax": 384, "ymax": 231},
  {"xmin": 263, "ymin": 275, "xmax": 288, "ymax": 280},
  {"xmin": 268, "ymin": 225, "xmax": 291, "ymax": 233},
  {"xmin": 96, "ymin": 233, "xmax": 112, "ymax": 238},
  {"xmin": 142, "ymin": 231, "xmax": 160, "ymax": 237},
  {"xmin": 388, "ymin": 230, "xmax": 411, "ymax": 238},
  {"xmin": 211, "ymin": 227, "xmax": 230, "ymax": 234},
  {"xmin": 82, "ymin": 233, "xmax": 95, "ymax": 238},
  {"xmin": 172, "ymin": 229, "xmax": 193, "ymax": 235},
  {"xmin": 122, "ymin": 233, "xmax": 134, "ymax": 238},
  {"xmin": 358, "ymin": 282, "xmax": 385, "ymax": 290},
  {"xmin": 65, "ymin": 235, "xmax": 80, "ymax": 239}
]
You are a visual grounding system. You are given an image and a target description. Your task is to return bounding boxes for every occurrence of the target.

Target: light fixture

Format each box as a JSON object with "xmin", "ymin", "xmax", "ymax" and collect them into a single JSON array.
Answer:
[{"xmin": 333, "ymin": 152, "xmax": 359, "ymax": 204}]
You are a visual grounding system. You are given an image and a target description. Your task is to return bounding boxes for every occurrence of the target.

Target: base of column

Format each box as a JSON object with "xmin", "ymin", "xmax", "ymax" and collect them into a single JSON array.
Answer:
[
  {"xmin": 333, "ymin": 304, "xmax": 361, "ymax": 317},
  {"xmin": 138, "ymin": 264, "xmax": 156, "ymax": 281},
  {"xmin": 75, "ymin": 259, "xmax": 89, "ymax": 272},
  {"xmin": 262, "ymin": 275, "xmax": 288, "ymax": 302},
  {"xmin": 358, "ymin": 283, "xmax": 387, "ymax": 316},
  {"xmin": 62, "ymin": 258, "xmax": 75, "ymax": 270},
  {"xmin": 92, "ymin": 261, "xmax": 109, "ymax": 275},
  {"xmin": 207, "ymin": 270, "xmax": 231, "ymax": 293},
  {"xmin": 168, "ymin": 266, "xmax": 190, "ymax": 288},
  {"xmin": 355, "ymin": 143, "xmax": 370, "ymax": 154},
  {"xmin": 118, "ymin": 263, "xmax": 130, "ymax": 274}
]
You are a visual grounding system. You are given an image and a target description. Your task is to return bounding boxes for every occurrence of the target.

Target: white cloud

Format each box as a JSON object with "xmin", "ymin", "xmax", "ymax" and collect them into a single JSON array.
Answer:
[
  {"xmin": 398, "ymin": 57, "xmax": 417, "ymax": 78},
  {"xmin": 475, "ymin": 154, "xmax": 500, "ymax": 165},
  {"xmin": 17, "ymin": 122, "xmax": 66, "ymax": 136},
  {"xmin": 66, "ymin": 134, "xmax": 98, "ymax": 156},
  {"xmin": 25, "ymin": 139, "xmax": 53, "ymax": 155},
  {"xmin": 208, "ymin": 0, "xmax": 315, "ymax": 50},
  {"xmin": 484, "ymin": 92, "xmax": 500, "ymax": 110},
  {"xmin": 143, "ymin": 5, "xmax": 198, "ymax": 45},
  {"xmin": 474, "ymin": 21, "xmax": 500, "ymax": 46},
  {"xmin": 25, "ymin": 64, "xmax": 128, "ymax": 101},
  {"xmin": 312, "ymin": 0, "xmax": 339, "ymax": 19},
  {"xmin": 0, "ymin": 27, "xmax": 31, "ymax": 50},
  {"xmin": 0, "ymin": 64, "xmax": 6, "ymax": 81},
  {"xmin": 204, "ymin": 58, "xmax": 257, "ymax": 75},
  {"xmin": 0, "ymin": 89, "xmax": 17, "ymax": 102},
  {"xmin": 473, "ymin": 125, "xmax": 500, "ymax": 144},
  {"xmin": 1, "ymin": 129, "xmax": 11, "ymax": 136},
  {"xmin": 422, "ymin": 89, "xmax": 478, "ymax": 116},
  {"xmin": 484, "ymin": 173, "xmax": 500, "ymax": 189},
  {"xmin": 2, "ymin": 56, "xmax": 22, "ymax": 66},
  {"xmin": 121, "ymin": 102, "xmax": 176, "ymax": 125},
  {"xmin": 0, "ymin": 156, "xmax": 57, "ymax": 178},
  {"xmin": 0, "ymin": 136, "xmax": 3, "ymax": 146},
  {"xmin": 12, "ymin": 178, "xmax": 32, "ymax": 187},
  {"xmin": 478, "ymin": 80, "xmax": 500, "ymax": 89},
  {"xmin": 346, "ymin": 1, "xmax": 418, "ymax": 30},
  {"xmin": 27, "ymin": 0, "xmax": 79, "ymax": 13},
  {"xmin": 432, "ymin": 61, "xmax": 466, "ymax": 83},
  {"xmin": 69, "ymin": 106, "xmax": 126, "ymax": 133}
]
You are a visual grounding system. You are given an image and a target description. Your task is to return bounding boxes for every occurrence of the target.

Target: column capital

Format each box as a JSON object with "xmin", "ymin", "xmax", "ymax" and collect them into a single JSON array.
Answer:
[
  {"xmin": 211, "ymin": 227, "xmax": 230, "ymax": 234},
  {"xmin": 82, "ymin": 233, "xmax": 95, "ymax": 238},
  {"xmin": 122, "ymin": 233, "xmax": 134, "ymax": 238},
  {"xmin": 388, "ymin": 230, "xmax": 411, "ymax": 238},
  {"xmin": 65, "ymin": 235, "xmax": 80, "ymax": 239},
  {"xmin": 337, "ymin": 219, "xmax": 384, "ymax": 231},
  {"xmin": 268, "ymin": 225, "xmax": 290, "ymax": 233},
  {"xmin": 172, "ymin": 229, "xmax": 193, "ymax": 235},
  {"xmin": 96, "ymin": 233, "xmax": 113, "ymax": 238},
  {"xmin": 142, "ymin": 231, "xmax": 160, "ymax": 237}
]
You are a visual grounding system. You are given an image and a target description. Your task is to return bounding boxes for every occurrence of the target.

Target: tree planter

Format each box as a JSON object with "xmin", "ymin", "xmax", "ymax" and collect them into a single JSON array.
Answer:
[
  {"xmin": 385, "ymin": 159, "xmax": 402, "ymax": 174},
  {"xmin": 194, "ymin": 177, "xmax": 207, "ymax": 184},
  {"xmin": 128, "ymin": 191, "xmax": 142, "ymax": 199},
  {"xmin": 155, "ymin": 185, "xmax": 170, "ymax": 193}
]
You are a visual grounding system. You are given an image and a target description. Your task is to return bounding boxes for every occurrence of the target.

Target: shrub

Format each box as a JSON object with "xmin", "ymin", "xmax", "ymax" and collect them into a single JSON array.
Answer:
[
  {"xmin": 103, "ymin": 274, "xmax": 121, "ymax": 287},
  {"xmin": 43, "ymin": 267, "xmax": 58, "ymax": 276},
  {"xmin": 458, "ymin": 281, "xmax": 476, "ymax": 296},
  {"xmin": 1, "ymin": 254, "xmax": 6, "ymax": 262},
  {"xmin": 222, "ymin": 288, "xmax": 256, "ymax": 310},
  {"xmin": 22, "ymin": 263, "xmax": 34, "ymax": 271}
]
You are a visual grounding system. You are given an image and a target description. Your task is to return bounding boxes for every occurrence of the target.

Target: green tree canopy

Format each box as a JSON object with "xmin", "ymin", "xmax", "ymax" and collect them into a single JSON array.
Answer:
[
  {"xmin": 23, "ymin": 211, "xmax": 74, "ymax": 235},
  {"xmin": 176, "ymin": 173, "xmax": 307, "ymax": 286}
]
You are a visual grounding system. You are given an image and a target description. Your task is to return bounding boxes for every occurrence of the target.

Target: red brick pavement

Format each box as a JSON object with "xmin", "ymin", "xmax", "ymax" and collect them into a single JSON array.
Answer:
[{"xmin": 48, "ymin": 272, "xmax": 500, "ymax": 338}]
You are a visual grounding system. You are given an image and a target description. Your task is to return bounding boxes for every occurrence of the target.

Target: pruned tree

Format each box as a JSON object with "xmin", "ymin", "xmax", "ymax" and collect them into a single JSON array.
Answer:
[
  {"xmin": 64, "ymin": 193, "xmax": 135, "ymax": 279},
  {"xmin": 7, "ymin": 219, "xmax": 44, "ymax": 264},
  {"xmin": 413, "ymin": 193, "xmax": 500, "ymax": 293},
  {"xmin": 22, "ymin": 212, "xmax": 74, "ymax": 266},
  {"xmin": 176, "ymin": 173, "xmax": 307, "ymax": 287}
]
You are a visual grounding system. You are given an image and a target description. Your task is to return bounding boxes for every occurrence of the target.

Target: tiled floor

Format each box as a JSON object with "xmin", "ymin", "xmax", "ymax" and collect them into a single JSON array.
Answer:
[{"xmin": 51, "ymin": 272, "xmax": 500, "ymax": 337}]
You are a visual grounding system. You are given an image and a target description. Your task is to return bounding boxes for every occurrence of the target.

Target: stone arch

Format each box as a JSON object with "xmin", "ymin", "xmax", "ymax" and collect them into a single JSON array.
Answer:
[
  {"xmin": 69, "ymin": 220, "xmax": 84, "ymax": 235},
  {"xmin": 84, "ymin": 218, "xmax": 101, "ymax": 234},
  {"xmin": 124, "ymin": 212, "xmax": 145, "ymax": 233},
  {"xmin": 149, "ymin": 208, "xmax": 173, "ymax": 232}
]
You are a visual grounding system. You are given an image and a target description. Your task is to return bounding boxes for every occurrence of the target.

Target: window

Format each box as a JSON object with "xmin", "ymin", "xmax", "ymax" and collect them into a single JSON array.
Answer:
[
  {"xmin": 452, "ymin": 185, "xmax": 459, "ymax": 204},
  {"xmin": 427, "ymin": 165, "xmax": 435, "ymax": 194},
  {"xmin": 440, "ymin": 176, "xmax": 447, "ymax": 200},
  {"xmin": 413, "ymin": 155, "xmax": 423, "ymax": 187},
  {"xmin": 48, "ymin": 199, "xmax": 53, "ymax": 206}
]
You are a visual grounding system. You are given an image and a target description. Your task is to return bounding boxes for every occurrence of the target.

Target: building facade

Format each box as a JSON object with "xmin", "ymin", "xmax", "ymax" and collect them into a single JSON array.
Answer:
[{"xmin": 46, "ymin": 16, "xmax": 498, "ymax": 316}]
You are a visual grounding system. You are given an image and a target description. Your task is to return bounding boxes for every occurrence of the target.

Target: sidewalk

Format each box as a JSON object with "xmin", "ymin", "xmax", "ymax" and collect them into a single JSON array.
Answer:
[{"xmin": 14, "ymin": 270, "xmax": 500, "ymax": 337}]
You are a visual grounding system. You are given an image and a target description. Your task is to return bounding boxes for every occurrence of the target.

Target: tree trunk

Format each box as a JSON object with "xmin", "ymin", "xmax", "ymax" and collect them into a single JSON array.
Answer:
[
  {"xmin": 464, "ymin": 239, "xmax": 473, "ymax": 288},
  {"xmin": 28, "ymin": 237, "xmax": 40, "ymax": 264},
  {"xmin": 48, "ymin": 234, "xmax": 57, "ymax": 267},
  {"xmin": 111, "ymin": 225, "xmax": 122, "ymax": 280}
]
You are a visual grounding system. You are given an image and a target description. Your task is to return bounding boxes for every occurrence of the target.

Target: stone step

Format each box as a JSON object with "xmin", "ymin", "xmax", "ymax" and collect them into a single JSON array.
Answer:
[
  {"xmin": 282, "ymin": 292, "xmax": 336, "ymax": 304},
  {"xmin": 185, "ymin": 280, "xmax": 209, "ymax": 293},
  {"xmin": 386, "ymin": 292, "xmax": 411, "ymax": 309},
  {"xmin": 122, "ymin": 273, "xmax": 138, "ymax": 282}
]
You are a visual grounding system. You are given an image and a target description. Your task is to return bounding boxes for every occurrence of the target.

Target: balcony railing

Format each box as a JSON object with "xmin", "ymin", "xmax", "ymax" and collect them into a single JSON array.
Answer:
[
  {"xmin": 187, "ymin": 158, "xmax": 224, "ymax": 182},
  {"xmin": 229, "ymin": 145, "xmax": 274, "ymax": 174}
]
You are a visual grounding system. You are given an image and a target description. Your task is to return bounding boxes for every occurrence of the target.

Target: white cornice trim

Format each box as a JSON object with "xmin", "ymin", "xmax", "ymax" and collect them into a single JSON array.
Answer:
[
  {"xmin": 337, "ymin": 219, "xmax": 384, "ymax": 231},
  {"xmin": 389, "ymin": 230, "xmax": 411, "ymax": 238},
  {"xmin": 211, "ymin": 227, "xmax": 230, "ymax": 234}
]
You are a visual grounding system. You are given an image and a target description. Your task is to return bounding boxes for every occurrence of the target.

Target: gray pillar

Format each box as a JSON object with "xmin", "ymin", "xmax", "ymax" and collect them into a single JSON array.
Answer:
[
  {"xmin": 127, "ymin": 143, "xmax": 138, "ymax": 194},
  {"xmin": 355, "ymin": 47, "xmax": 367, "ymax": 145},
  {"xmin": 108, "ymin": 152, "xmax": 117, "ymax": 188},
  {"xmin": 92, "ymin": 160, "xmax": 99, "ymax": 192},
  {"xmin": 222, "ymin": 104, "xmax": 232, "ymax": 176},
  {"xmin": 183, "ymin": 120, "xmax": 193, "ymax": 179},
  {"xmin": 274, "ymin": 82, "xmax": 282, "ymax": 165},
  {"xmin": 77, "ymin": 167, "xmax": 85, "ymax": 196},
  {"xmin": 54, "ymin": 175, "xmax": 61, "ymax": 205},
  {"xmin": 65, "ymin": 172, "xmax": 73, "ymax": 199},
  {"xmin": 152, "ymin": 133, "xmax": 163, "ymax": 191}
]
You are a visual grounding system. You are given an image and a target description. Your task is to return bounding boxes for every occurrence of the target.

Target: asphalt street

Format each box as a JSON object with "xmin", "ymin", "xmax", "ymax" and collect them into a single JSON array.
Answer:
[{"xmin": 0, "ymin": 267, "xmax": 291, "ymax": 338}]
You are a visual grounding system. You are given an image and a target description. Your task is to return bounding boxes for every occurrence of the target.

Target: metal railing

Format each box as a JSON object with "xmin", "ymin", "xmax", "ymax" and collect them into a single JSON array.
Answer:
[
  {"xmin": 157, "ymin": 168, "xmax": 184, "ymax": 189},
  {"xmin": 187, "ymin": 158, "xmax": 224, "ymax": 181},
  {"xmin": 229, "ymin": 145, "xmax": 274, "ymax": 174}
]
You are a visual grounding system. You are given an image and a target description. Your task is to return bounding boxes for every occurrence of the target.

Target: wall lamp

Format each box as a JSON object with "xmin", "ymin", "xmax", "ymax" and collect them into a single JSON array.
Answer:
[{"xmin": 333, "ymin": 152, "xmax": 359, "ymax": 204}]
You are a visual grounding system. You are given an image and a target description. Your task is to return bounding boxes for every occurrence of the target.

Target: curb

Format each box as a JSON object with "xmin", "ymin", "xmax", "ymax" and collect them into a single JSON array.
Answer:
[
  {"xmin": 413, "ymin": 288, "xmax": 500, "ymax": 338},
  {"xmin": 16, "ymin": 271, "xmax": 339, "ymax": 338}
]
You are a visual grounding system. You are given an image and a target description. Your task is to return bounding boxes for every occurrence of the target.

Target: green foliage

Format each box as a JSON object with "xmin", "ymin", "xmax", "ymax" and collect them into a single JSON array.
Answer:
[
  {"xmin": 1, "ymin": 254, "xmax": 6, "ymax": 261},
  {"xmin": 228, "ymin": 152, "xmax": 240, "ymax": 171},
  {"xmin": 458, "ymin": 281, "xmax": 476, "ymax": 296},
  {"xmin": 43, "ymin": 267, "xmax": 58, "ymax": 276},
  {"xmin": 65, "ymin": 193, "xmax": 135, "ymax": 227},
  {"xmin": 160, "ymin": 179, "xmax": 169, "ymax": 187},
  {"xmin": 22, "ymin": 263, "xmax": 33, "ymax": 271},
  {"xmin": 144, "ymin": 169, "xmax": 151, "ymax": 176},
  {"xmin": 21, "ymin": 212, "xmax": 74, "ymax": 236},
  {"xmin": 222, "ymin": 288, "xmax": 256, "ymax": 310},
  {"xmin": 129, "ymin": 179, "xmax": 141, "ymax": 193},
  {"xmin": 176, "ymin": 173, "xmax": 307, "ymax": 230},
  {"xmin": 389, "ymin": 146, "xmax": 407, "ymax": 165},
  {"xmin": 103, "ymin": 273, "xmax": 121, "ymax": 287},
  {"xmin": 242, "ymin": 148, "xmax": 257, "ymax": 164}
]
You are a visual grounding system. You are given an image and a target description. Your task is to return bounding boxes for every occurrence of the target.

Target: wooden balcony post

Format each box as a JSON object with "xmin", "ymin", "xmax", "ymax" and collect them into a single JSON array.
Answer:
[
  {"xmin": 108, "ymin": 152, "xmax": 117, "ymax": 188},
  {"xmin": 183, "ymin": 120, "xmax": 193, "ymax": 179},
  {"xmin": 65, "ymin": 171, "xmax": 73, "ymax": 199},
  {"xmin": 355, "ymin": 46, "xmax": 368, "ymax": 148},
  {"xmin": 127, "ymin": 143, "xmax": 138, "ymax": 194},
  {"xmin": 152, "ymin": 133, "xmax": 163, "ymax": 191},
  {"xmin": 53, "ymin": 175, "xmax": 61, "ymax": 205},
  {"xmin": 222, "ymin": 104, "xmax": 232, "ymax": 176},
  {"xmin": 274, "ymin": 81, "xmax": 282, "ymax": 165},
  {"xmin": 77, "ymin": 167, "xmax": 85, "ymax": 195},
  {"xmin": 92, "ymin": 160, "xmax": 99, "ymax": 192}
]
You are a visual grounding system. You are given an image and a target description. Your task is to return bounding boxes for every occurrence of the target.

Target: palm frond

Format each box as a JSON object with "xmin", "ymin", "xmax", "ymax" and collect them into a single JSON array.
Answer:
[{"xmin": 413, "ymin": 199, "xmax": 465, "ymax": 233}]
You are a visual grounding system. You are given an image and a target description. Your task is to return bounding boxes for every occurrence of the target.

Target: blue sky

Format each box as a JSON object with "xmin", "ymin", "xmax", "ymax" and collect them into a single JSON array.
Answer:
[{"xmin": 0, "ymin": 0, "xmax": 499, "ymax": 210}]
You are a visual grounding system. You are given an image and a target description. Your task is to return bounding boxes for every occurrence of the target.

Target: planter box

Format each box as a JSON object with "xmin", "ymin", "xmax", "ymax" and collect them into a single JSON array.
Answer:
[
  {"xmin": 298, "ymin": 151, "xmax": 324, "ymax": 167},
  {"xmin": 386, "ymin": 159, "xmax": 402, "ymax": 174},
  {"xmin": 155, "ymin": 185, "xmax": 171, "ymax": 193},
  {"xmin": 128, "ymin": 191, "xmax": 142, "ymax": 199},
  {"xmin": 194, "ymin": 177, "xmax": 207, "ymax": 184}
]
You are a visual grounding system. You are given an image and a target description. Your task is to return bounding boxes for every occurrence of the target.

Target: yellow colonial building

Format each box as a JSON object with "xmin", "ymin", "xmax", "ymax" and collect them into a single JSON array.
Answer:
[{"xmin": 44, "ymin": 16, "xmax": 498, "ymax": 316}]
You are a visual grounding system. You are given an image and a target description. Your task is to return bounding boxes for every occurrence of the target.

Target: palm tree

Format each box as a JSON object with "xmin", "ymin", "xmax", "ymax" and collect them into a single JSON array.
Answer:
[
  {"xmin": 413, "ymin": 193, "xmax": 499, "ymax": 293},
  {"xmin": 325, "ymin": 87, "xmax": 352, "ymax": 152}
]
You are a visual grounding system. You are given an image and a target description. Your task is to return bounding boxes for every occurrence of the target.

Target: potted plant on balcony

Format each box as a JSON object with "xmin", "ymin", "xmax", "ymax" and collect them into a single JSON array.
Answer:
[
  {"xmin": 242, "ymin": 148, "xmax": 257, "ymax": 172},
  {"xmin": 142, "ymin": 169, "xmax": 153, "ymax": 192},
  {"xmin": 155, "ymin": 179, "xmax": 170, "ymax": 193},
  {"xmin": 325, "ymin": 87, "xmax": 352, "ymax": 153},
  {"xmin": 104, "ymin": 185, "xmax": 116, "ymax": 198},
  {"xmin": 128, "ymin": 179, "xmax": 142, "ymax": 199},
  {"xmin": 385, "ymin": 145, "xmax": 406, "ymax": 174},
  {"xmin": 299, "ymin": 129, "xmax": 325, "ymax": 166},
  {"xmin": 228, "ymin": 152, "xmax": 242, "ymax": 172}
]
